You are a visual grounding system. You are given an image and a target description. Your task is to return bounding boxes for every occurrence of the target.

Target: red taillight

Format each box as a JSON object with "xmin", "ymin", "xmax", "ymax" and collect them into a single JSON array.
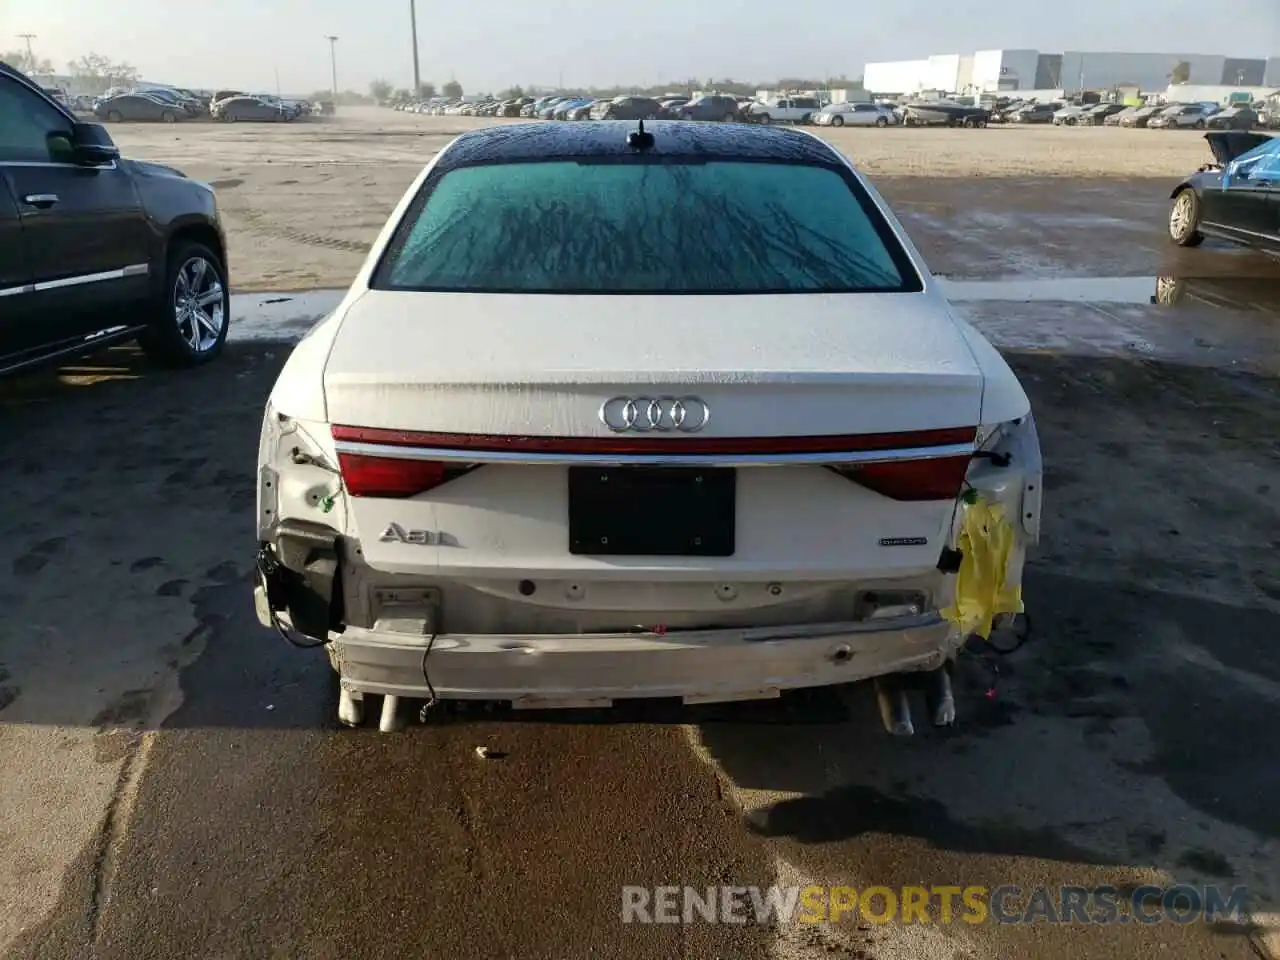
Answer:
[
  {"xmin": 829, "ymin": 455, "xmax": 970, "ymax": 502},
  {"xmin": 338, "ymin": 453, "xmax": 474, "ymax": 498}
]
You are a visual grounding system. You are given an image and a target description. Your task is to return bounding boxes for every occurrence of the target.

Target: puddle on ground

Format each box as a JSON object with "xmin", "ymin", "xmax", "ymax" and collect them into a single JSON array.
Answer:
[
  {"xmin": 228, "ymin": 289, "xmax": 346, "ymax": 343},
  {"xmin": 225, "ymin": 280, "xmax": 1278, "ymax": 374},
  {"xmin": 940, "ymin": 275, "xmax": 1280, "ymax": 310}
]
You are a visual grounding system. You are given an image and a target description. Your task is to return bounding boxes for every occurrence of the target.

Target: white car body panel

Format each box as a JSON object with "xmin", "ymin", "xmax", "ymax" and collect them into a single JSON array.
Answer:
[
  {"xmin": 256, "ymin": 125, "xmax": 1041, "ymax": 717},
  {"xmin": 322, "ymin": 290, "xmax": 985, "ymax": 434}
]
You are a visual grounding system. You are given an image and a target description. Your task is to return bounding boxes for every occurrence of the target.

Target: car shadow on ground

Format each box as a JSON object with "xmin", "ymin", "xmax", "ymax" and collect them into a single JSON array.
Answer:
[{"xmin": 2, "ymin": 344, "xmax": 1278, "ymax": 879}]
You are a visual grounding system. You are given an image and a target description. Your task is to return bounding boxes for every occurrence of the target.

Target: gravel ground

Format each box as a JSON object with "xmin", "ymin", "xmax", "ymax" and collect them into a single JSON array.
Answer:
[{"xmin": 0, "ymin": 107, "xmax": 1277, "ymax": 960}]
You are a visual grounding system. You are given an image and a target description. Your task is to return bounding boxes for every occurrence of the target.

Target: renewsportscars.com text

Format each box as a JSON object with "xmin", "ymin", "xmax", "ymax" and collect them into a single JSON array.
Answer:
[{"xmin": 621, "ymin": 884, "xmax": 1250, "ymax": 926}]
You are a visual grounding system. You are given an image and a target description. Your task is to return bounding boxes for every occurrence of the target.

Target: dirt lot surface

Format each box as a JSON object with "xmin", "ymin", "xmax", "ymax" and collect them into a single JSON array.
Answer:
[
  {"xmin": 1, "ymin": 108, "xmax": 1278, "ymax": 960},
  {"xmin": 104, "ymin": 108, "xmax": 1223, "ymax": 291}
]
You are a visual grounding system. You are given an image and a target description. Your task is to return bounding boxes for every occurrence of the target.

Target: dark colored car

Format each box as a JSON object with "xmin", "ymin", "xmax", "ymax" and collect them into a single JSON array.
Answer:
[
  {"xmin": 141, "ymin": 87, "xmax": 202, "ymax": 116},
  {"xmin": 0, "ymin": 62, "xmax": 229, "ymax": 375},
  {"xmin": 1119, "ymin": 105, "xmax": 1161, "ymax": 128},
  {"xmin": 1207, "ymin": 107, "xmax": 1258, "ymax": 131},
  {"xmin": 1168, "ymin": 131, "xmax": 1278, "ymax": 251},
  {"xmin": 94, "ymin": 93, "xmax": 185, "ymax": 123},
  {"xmin": 213, "ymin": 96, "xmax": 287, "ymax": 122},
  {"xmin": 596, "ymin": 96, "xmax": 664, "ymax": 121},
  {"xmin": 675, "ymin": 95, "xmax": 742, "ymax": 121},
  {"xmin": 1011, "ymin": 103, "xmax": 1058, "ymax": 124},
  {"xmin": 658, "ymin": 97, "xmax": 689, "ymax": 117},
  {"xmin": 502, "ymin": 97, "xmax": 533, "ymax": 117},
  {"xmin": 1081, "ymin": 103, "xmax": 1128, "ymax": 125}
]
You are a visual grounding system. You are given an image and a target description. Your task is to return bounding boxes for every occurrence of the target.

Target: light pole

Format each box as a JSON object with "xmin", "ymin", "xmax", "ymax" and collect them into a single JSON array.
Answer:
[
  {"xmin": 409, "ymin": 0, "xmax": 421, "ymax": 94},
  {"xmin": 325, "ymin": 35, "xmax": 339, "ymax": 98},
  {"xmin": 17, "ymin": 33, "xmax": 36, "ymax": 71}
]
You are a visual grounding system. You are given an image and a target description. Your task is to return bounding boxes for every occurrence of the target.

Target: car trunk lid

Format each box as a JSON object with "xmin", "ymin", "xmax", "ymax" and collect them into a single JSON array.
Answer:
[
  {"xmin": 1206, "ymin": 130, "xmax": 1274, "ymax": 165},
  {"xmin": 323, "ymin": 290, "xmax": 984, "ymax": 437},
  {"xmin": 324, "ymin": 290, "xmax": 985, "ymax": 580}
]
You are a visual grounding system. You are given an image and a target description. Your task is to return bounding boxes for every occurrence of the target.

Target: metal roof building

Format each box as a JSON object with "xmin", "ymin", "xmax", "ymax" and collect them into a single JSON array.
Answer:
[{"xmin": 863, "ymin": 49, "xmax": 1272, "ymax": 96}]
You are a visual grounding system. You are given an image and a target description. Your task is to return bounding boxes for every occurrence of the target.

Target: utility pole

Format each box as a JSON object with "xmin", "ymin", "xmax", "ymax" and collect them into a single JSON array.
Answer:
[
  {"xmin": 325, "ymin": 35, "xmax": 339, "ymax": 97},
  {"xmin": 409, "ymin": 0, "xmax": 421, "ymax": 93},
  {"xmin": 17, "ymin": 33, "xmax": 36, "ymax": 70}
]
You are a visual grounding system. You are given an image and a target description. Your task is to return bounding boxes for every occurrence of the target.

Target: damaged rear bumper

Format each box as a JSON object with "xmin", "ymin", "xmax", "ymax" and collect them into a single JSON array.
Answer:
[{"xmin": 326, "ymin": 615, "xmax": 961, "ymax": 709}]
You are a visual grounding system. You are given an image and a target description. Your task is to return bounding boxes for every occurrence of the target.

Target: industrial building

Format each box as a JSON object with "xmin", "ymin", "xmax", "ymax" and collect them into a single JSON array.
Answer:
[{"xmin": 863, "ymin": 49, "xmax": 1277, "ymax": 96}]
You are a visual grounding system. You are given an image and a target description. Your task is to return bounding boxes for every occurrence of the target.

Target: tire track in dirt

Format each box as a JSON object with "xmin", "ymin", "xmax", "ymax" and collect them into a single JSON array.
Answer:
[{"xmin": 229, "ymin": 205, "xmax": 373, "ymax": 254}]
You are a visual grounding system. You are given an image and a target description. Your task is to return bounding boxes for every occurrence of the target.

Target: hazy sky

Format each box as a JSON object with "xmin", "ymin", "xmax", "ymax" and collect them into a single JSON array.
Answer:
[{"xmin": 3, "ymin": 0, "xmax": 1277, "ymax": 94}]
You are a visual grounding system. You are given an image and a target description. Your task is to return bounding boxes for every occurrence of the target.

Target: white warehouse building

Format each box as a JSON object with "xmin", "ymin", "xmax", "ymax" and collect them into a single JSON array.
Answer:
[{"xmin": 864, "ymin": 49, "xmax": 1274, "ymax": 96}]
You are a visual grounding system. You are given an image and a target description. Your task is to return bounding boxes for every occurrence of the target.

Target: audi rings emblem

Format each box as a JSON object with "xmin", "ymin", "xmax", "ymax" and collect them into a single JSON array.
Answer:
[{"xmin": 599, "ymin": 396, "xmax": 710, "ymax": 433}]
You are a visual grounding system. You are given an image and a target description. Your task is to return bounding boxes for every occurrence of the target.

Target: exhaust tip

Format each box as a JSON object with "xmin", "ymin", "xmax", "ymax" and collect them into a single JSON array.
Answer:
[{"xmin": 874, "ymin": 677, "xmax": 914, "ymax": 736}]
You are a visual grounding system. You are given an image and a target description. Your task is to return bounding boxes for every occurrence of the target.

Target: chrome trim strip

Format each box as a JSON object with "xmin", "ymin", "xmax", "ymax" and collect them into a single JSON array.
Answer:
[
  {"xmin": 0, "ymin": 284, "xmax": 34, "ymax": 298},
  {"xmin": 30, "ymin": 263, "xmax": 148, "ymax": 292},
  {"xmin": 0, "ymin": 324, "xmax": 147, "ymax": 377},
  {"xmin": 0, "ymin": 160, "xmax": 118, "ymax": 171},
  {"xmin": 35, "ymin": 269, "xmax": 126, "ymax": 291},
  {"xmin": 334, "ymin": 440, "xmax": 976, "ymax": 467},
  {"xmin": 1202, "ymin": 221, "xmax": 1280, "ymax": 242}
]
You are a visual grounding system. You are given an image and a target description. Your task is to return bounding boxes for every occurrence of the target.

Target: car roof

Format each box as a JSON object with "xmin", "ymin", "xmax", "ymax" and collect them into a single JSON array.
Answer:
[{"xmin": 435, "ymin": 120, "xmax": 841, "ymax": 173}]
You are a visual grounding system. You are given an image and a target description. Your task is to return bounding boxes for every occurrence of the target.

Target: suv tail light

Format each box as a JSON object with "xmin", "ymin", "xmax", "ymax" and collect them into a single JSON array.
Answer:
[
  {"xmin": 337, "ymin": 453, "xmax": 476, "ymax": 498},
  {"xmin": 828, "ymin": 455, "xmax": 970, "ymax": 502}
]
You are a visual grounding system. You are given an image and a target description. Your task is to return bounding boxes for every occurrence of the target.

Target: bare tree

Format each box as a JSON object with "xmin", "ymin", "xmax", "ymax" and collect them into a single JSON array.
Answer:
[
  {"xmin": 369, "ymin": 78, "xmax": 393, "ymax": 103},
  {"xmin": 417, "ymin": 81, "xmax": 437, "ymax": 98},
  {"xmin": 1, "ymin": 50, "xmax": 55, "ymax": 75},
  {"xmin": 67, "ymin": 53, "xmax": 139, "ymax": 95},
  {"xmin": 442, "ymin": 79, "xmax": 463, "ymax": 98}
]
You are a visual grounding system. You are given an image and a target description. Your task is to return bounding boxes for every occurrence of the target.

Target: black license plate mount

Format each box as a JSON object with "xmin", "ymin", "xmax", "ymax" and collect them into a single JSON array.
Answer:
[{"xmin": 568, "ymin": 467, "xmax": 735, "ymax": 557}]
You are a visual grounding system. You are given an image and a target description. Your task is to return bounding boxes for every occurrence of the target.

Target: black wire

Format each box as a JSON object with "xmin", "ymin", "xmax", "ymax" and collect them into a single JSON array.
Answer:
[
  {"xmin": 257, "ymin": 546, "xmax": 332, "ymax": 649},
  {"xmin": 987, "ymin": 612, "xmax": 1032, "ymax": 655},
  {"xmin": 418, "ymin": 631, "xmax": 439, "ymax": 722},
  {"xmin": 271, "ymin": 608, "xmax": 331, "ymax": 649}
]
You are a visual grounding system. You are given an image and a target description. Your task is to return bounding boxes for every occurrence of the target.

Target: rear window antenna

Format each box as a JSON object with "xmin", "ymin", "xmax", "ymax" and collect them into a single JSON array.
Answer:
[{"xmin": 627, "ymin": 119, "xmax": 655, "ymax": 150}]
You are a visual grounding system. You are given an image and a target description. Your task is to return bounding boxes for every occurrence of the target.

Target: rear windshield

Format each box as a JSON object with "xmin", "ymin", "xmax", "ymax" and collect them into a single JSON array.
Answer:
[{"xmin": 373, "ymin": 159, "xmax": 919, "ymax": 294}]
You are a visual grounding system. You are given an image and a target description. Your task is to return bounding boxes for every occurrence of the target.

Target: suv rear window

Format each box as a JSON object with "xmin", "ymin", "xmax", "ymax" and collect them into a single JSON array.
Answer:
[{"xmin": 374, "ymin": 159, "xmax": 920, "ymax": 294}]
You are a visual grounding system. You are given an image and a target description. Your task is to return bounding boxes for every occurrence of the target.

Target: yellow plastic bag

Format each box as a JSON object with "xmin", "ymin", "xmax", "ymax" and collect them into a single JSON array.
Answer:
[{"xmin": 941, "ymin": 496, "xmax": 1024, "ymax": 640}]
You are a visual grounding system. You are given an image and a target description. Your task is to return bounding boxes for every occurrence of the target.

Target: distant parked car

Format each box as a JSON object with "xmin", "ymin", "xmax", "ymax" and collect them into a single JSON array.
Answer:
[
  {"xmin": 589, "ymin": 96, "xmax": 663, "ymax": 121},
  {"xmin": 94, "ymin": 93, "xmax": 186, "ymax": 123},
  {"xmin": 562, "ymin": 99, "xmax": 598, "ymax": 120},
  {"xmin": 675, "ymin": 95, "xmax": 742, "ymax": 121},
  {"xmin": 1207, "ymin": 107, "xmax": 1258, "ymax": 131},
  {"xmin": 1076, "ymin": 103, "xmax": 1127, "ymax": 125},
  {"xmin": 1052, "ymin": 104, "xmax": 1094, "ymax": 125},
  {"xmin": 746, "ymin": 96, "xmax": 822, "ymax": 124},
  {"xmin": 551, "ymin": 98, "xmax": 591, "ymax": 120},
  {"xmin": 212, "ymin": 96, "xmax": 288, "ymax": 122},
  {"xmin": 657, "ymin": 98, "xmax": 689, "ymax": 117},
  {"xmin": 1120, "ymin": 105, "xmax": 1164, "ymax": 127},
  {"xmin": 138, "ymin": 87, "xmax": 203, "ymax": 117},
  {"xmin": 1149, "ymin": 103, "xmax": 1217, "ymax": 129},
  {"xmin": 813, "ymin": 102, "xmax": 898, "ymax": 127},
  {"xmin": 1011, "ymin": 103, "xmax": 1059, "ymax": 124}
]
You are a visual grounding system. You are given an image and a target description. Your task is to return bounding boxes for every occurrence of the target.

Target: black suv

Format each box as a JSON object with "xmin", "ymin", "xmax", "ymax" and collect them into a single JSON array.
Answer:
[{"xmin": 0, "ymin": 62, "xmax": 229, "ymax": 376}]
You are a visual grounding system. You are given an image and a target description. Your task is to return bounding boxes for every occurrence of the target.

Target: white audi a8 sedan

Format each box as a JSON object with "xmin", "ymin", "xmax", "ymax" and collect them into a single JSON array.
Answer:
[{"xmin": 254, "ymin": 121, "xmax": 1042, "ymax": 731}]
